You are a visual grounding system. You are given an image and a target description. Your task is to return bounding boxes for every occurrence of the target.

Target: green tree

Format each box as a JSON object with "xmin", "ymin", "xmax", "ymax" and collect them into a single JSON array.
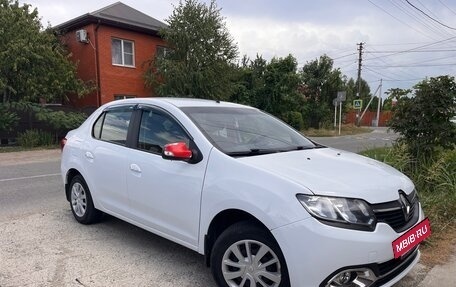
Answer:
[
  {"xmin": 0, "ymin": 0, "xmax": 88, "ymax": 103},
  {"xmin": 230, "ymin": 54, "xmax": 267, "ymax": 106},
  {"xmin": 301, "ymin": 55, "xmax": 347, "ymax": 128},
  {"xmin": 388, "ymin": 76, "xmax": 456, "ymax": 156},
  {"xmin": 144, "ymin": 0, "xmax": 238, "ymax": 100},
  {"xmin": 230, "ymin": 54, "xmax": 304, "ymax": 129},
  {"xmin": 260, "ymin": 55, "xmax": 302, "ymax": 117},
  {"xmin": 0, "ymin": 0, "xmax": 89, "ymax": 132}
]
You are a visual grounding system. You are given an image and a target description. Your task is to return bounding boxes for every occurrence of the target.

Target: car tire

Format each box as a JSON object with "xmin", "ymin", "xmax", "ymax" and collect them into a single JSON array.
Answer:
[
  {"xmin": 210, "ymin": 221, "xmax": 290, "ymax": 287},
  {"xmin": 69, "ymin": 175, "xmax": 102, "ymax": 224}
]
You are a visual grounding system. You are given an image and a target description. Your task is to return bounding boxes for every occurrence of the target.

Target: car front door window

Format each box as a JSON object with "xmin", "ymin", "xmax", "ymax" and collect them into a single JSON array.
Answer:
[{"xmin": 137, "ymin": 110, "xmax": 190, "ymax": 154}]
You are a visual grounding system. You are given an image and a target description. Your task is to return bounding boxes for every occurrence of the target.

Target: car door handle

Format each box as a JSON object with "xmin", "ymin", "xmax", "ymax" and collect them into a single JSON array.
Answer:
[{"xmin": 130, "ymin": 164, "xmax": 142, "ymax": 173}]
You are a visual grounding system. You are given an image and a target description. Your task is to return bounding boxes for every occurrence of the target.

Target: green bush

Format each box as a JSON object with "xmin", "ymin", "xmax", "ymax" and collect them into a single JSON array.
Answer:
[
  {"xmin": 362, "ymin": 144, "xmax": 456, "ymax": 236},
  {"xmin": 387, "ymin": 76, "xmax": 456, "ymax": 157},
  {"xmin": 282, "ymin": 111, "xmax": 304, "ymax": 130},
  {"xmin": 17, "ymin": 129, "xmax": 56, "ymax": 148},
  {"xmin": 0, "ymin": 104, "xmax": 19, "ymax": 132}
]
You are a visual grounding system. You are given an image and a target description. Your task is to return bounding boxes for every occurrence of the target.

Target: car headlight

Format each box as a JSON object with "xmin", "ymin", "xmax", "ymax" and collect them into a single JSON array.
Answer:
[{"xmin": 296, "ymin": 194, "xmax": 376, "ymax": 231}]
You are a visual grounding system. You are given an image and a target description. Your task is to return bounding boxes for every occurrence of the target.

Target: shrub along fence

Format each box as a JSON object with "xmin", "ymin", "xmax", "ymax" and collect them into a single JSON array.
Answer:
[{"xmin": 0, "ymin": 105, "xmax": 94, "ymax": 146}]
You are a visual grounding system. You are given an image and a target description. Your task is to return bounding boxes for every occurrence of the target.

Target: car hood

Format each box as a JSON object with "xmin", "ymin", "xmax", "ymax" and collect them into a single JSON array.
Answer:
[{"xmin": 237, "ymin": 147, "xmax": 414, "ymax": 204}]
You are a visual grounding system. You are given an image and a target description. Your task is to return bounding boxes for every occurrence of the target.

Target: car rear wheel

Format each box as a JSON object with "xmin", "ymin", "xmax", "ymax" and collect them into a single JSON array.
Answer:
[
  {"xmin": 69, "ymin": 175, "xmax": 102, "ymax": 224},
  {"xmin": 210, "ymin": 221, "xmax": 290, "ymax": 287}
]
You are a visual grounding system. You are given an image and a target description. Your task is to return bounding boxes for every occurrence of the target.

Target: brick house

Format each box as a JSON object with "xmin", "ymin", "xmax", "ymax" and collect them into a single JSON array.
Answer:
[{"xmin": 55, "ymin": 2, "xmax": 167, "ymax": 110}]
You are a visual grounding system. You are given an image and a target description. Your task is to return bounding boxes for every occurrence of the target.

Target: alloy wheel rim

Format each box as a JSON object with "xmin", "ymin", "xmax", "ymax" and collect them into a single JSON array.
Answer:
[
  {"xmin": 222, "ymin": 239, "xmax": 281, "ymax": 287},
  {"xmin": 71, "ymin": 182, "xmax": 87, "ymax": 217}
]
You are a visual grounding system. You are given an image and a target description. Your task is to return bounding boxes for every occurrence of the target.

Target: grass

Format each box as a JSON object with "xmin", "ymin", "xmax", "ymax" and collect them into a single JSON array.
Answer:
[
  {"xmin": 361, "ymin": 145, "xmax": 456, "ymax": 266},
  {"xmin": 303, "ymin": 124, "xmax": 372, "ymax": 137}
]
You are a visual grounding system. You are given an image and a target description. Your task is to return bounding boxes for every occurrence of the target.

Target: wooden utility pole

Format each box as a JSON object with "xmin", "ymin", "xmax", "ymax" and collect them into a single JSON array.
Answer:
[{"xmin": 356, "ymin": 42, "xmax": 364, "ymax": 126}]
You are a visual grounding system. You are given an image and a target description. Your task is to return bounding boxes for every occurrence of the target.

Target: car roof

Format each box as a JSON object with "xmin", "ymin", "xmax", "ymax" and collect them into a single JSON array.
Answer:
[{"xmin": 105, "ymin": 97, "xmax": 253, "ymax": 109}]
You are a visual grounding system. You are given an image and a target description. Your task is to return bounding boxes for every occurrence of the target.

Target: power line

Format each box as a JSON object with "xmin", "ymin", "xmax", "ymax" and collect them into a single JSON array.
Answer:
[
  {"xmin": 365, "ymin": 49, "xmax": 456, "ymax": 53},
  {"xmin": 367, "ymin": 0, "xmax": 437, "ymax": 40},
  {"xmin": 364, "ymin": 66, "xmax": 396, "ymax": 80},
  {"xmin": 404, "ymin": 0, "xmax": 456, "ymax": 30},
  {"xmin": 368, "ymin": 41, "xmax": 430, "ymax": 46},
  {"xmin": 382, "ymin": 78, "xmax": 426, "ymax": 82},
  {"xmin": 438, "ymin": 0, "xmax": 456, "ymax": 16},
  {"xmin": 389, "ymin": 0, "xmax": 453, "ymax": 39},
  {"xmin": 330, "ymin": 53, "xmax": 357, "ymax": 60},
  {"xmin": 366, "ymin": 63, "xmax": 456, "ymax": 67},
  {"xmin": 366, "ymin": 35, "xmax": 456, "ymax": 60}
]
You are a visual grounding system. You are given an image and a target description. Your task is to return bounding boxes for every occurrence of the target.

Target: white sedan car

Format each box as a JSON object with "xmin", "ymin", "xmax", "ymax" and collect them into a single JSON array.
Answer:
[{"xmin": 61, "ymin": 98, "xmax": 430, "ymax": 287}]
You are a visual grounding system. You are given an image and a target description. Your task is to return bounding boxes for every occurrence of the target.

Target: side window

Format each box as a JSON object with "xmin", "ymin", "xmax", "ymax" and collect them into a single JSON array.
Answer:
[
  {"xmin": 138, "ymin": 110, "xmax": 190, "ymax": 154},
  {"xmin": 92, "ymin": 108, "xmax": 133, "ymax": 145}
]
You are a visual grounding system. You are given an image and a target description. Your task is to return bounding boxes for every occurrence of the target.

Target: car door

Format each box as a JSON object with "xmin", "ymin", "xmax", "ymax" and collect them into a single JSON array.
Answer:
[
  {"xmin": 124, "ymin": 107, "xmax": 207, "ymax": 248},
  {"xmin": 84, "ymin": 105, "xmax": 134, "ymax": 216}
]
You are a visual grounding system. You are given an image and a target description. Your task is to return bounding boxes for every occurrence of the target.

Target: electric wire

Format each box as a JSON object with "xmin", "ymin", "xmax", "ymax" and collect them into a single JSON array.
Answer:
[
  {"xmin": 438, "ymin": 0, "xmax": 456, "ymax": 16},
  {"xmin": 404, "ymin": 0, "xmax": 456, "ymax": 30},
  {"xmin": 366, "ymin": 35, "xmax": 456, "ymax": 60},
  {"xmin": 367, "ymin": 0, "xmax": 438, "ymax": 40},
  {"xmin": 389, "ymin": 0, "xmax": 453, "ymax": 39}
]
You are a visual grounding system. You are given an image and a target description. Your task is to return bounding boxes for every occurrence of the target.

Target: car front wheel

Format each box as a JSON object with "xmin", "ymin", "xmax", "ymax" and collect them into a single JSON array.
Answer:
[
  {"xmin": 69, "ymin": 175, "xmax": 102, "ymax": 224},
  {"xmin": 211, "ymin": 221, "xmax": 290, "ymax": 287}
]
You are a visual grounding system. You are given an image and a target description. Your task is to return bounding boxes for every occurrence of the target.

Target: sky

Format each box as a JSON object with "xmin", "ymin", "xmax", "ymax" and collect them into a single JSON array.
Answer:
[{"xmin": 19, "ymin": 0, "xmax": 456, "ymax": 99}]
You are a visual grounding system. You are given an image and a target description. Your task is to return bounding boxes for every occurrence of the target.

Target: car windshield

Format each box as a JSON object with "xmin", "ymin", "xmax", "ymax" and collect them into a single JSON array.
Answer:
[{"xmin": 181, "ymin": 107, "xmax": 317, "ymax": 156}]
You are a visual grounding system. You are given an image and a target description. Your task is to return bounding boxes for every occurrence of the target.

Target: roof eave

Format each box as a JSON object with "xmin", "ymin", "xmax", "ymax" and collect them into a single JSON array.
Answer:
[{"xmin": 54, "ymin": 15, "xmax": 164, "ymax": 37}]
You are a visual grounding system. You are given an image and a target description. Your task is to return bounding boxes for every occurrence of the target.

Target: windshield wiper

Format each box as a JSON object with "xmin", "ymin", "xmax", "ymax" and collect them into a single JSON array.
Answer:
[{"xmin": 226, "ymin": 148, "xmax": 280, "ymax": 157}]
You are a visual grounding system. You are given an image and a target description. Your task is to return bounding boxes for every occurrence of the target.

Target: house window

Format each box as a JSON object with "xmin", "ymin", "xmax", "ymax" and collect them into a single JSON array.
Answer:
[
  {"xmin": 112, "ymin": 38, "xmax": 135, "ymax": 67},
  {"xmin": 114, "ymin": 94, "xmax": 136, "ymax": 100},
  {"xmin": 156, "ymin": 46, "xmax": 172, "ymax": 58}
]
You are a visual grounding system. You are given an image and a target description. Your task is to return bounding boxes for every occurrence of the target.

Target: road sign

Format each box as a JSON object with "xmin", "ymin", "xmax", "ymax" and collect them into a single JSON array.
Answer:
[
  {"xmin": 337, "ymin": 91, "xmax": 346, "ymax": 102},
  {"xmin": 353, "ymin": 99, "xmax": 363, "ymax": 110}
]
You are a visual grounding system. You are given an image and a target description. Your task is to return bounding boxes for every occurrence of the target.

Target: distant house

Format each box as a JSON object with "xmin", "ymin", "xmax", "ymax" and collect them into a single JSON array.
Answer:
[{"xmin": 55, "ymin": 2, "xmax": 167, "ymax": 110}]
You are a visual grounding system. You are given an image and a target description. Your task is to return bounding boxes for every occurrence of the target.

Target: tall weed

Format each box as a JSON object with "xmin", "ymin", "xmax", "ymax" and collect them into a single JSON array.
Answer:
[
  {"xmin": 363, "ymin": 144, "xmax": 456, "ymax": 235},
  {"xmin": 17, "ymin": 129, "xmax": 56, "ymax": 148}
]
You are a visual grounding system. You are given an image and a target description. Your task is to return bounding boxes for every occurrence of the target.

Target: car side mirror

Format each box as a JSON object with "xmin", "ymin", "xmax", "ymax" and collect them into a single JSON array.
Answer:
[{"xmin": 162, "ymin": 142, "xmax": 193, "ymax": 161}]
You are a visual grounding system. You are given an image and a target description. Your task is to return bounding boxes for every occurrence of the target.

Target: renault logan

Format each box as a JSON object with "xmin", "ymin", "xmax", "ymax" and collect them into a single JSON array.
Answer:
[{"xmin": 61, "ymin": 98, "xmax": 430, "ymax": 287}]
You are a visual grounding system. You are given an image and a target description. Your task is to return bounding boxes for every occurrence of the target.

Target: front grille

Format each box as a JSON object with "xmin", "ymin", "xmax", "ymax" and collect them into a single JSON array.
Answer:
[{"xmin": 372, "ymin": 190, "xmax": 419, "ymax": 233}]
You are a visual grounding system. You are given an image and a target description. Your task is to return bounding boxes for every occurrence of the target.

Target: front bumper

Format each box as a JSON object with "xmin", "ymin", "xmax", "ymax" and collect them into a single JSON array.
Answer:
[{"xmin": 271, "ymin": 205, "xmax": 424, "ymax": 287}]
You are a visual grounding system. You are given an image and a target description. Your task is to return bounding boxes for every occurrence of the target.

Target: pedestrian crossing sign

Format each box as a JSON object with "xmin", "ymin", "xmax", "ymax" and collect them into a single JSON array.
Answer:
[{"xmin": 353, "ymin": 99, "xmax": 363, "ymax": 110}]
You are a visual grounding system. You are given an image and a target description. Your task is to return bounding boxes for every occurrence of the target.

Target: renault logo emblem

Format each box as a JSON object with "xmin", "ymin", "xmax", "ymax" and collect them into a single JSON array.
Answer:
[{"xmin": 399, "ymin": 193, "xmax": 412, "ymax": 220}]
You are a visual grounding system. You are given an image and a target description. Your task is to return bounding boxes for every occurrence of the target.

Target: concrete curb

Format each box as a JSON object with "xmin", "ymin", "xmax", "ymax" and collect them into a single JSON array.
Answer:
[{"xmin": 418, "ymin": 247, "xmax": 456, "ymax": 287}]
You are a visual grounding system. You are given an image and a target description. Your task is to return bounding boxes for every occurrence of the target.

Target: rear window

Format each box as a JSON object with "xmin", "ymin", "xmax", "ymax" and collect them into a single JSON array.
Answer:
[{"xmin": 92, "ymin": 107, "xmax": 133, "ymax": 146}]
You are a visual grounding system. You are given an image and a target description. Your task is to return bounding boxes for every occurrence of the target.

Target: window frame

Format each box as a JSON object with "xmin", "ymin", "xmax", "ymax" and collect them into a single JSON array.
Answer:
[
  {"xmin": 111, "ymin": 38, "xmax": 135, "ymax": 67},
  {"xmin": 155, "ymin": 45, "xmax": 172, "ymax": 58},
  {"xmin": 134, "ymin": 106, "xmax": 192, "ymax": 156},
  {"xmin": 91, "ymin": 105, "xmax": 136, "ymax": 147}
]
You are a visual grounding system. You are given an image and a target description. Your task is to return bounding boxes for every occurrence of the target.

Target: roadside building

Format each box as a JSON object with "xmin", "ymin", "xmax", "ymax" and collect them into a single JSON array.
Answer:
[{"xmin": 55, "ymin": 2, "xmax": 167, "ymax": 111}]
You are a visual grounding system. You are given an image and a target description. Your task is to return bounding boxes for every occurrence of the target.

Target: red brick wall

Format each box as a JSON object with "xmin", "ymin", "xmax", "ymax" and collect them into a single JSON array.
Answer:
[
  {"xmin": 345, "ymin": 110, "xmax": 392, "ymax": 126},
  {"xmin": 97, "ymin": 26, "xmax": 165, "ymax": 105},
  {"xmin": 61, "ymin": 24, "xmax": 98, "ymax": 108},
  {"xmin": 61, "ymin": 24, "xmax": 165, "ymax": 108}
]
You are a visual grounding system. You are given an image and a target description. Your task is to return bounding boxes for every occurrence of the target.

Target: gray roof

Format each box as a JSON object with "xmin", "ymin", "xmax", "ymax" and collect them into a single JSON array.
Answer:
[{"xmin": 55, "ymin": 2, "xmax": 167, "ymax": 35}]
